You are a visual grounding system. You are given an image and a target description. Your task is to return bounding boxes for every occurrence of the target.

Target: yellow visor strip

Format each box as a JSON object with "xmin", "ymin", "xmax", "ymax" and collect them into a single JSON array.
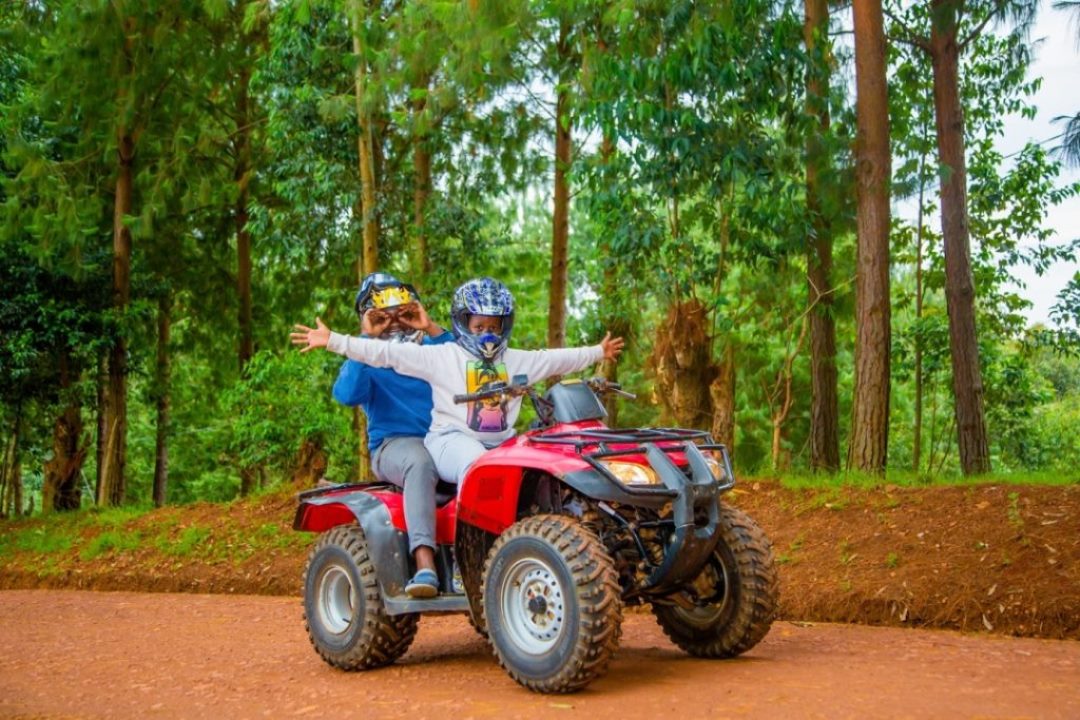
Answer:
[{"xmin": 370, "ymin": 287, "xmax": 413, "ymax": 309}]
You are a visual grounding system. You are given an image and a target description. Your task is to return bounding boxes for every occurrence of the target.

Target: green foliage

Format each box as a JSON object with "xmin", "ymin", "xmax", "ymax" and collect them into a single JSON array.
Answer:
[
  {"xmin": 221, "ymin": 349, "xmax": 357, "ymax": 483},
  {"xmin": 1, "ymin": 0, "xmax": 1077, "ymax": 517}
]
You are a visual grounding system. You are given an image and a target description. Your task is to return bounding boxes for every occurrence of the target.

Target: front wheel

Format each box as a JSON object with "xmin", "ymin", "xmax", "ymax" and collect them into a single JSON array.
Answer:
[
  {"xmin": 653, "ymin": 503, "xmax": 778, "ymax": 658},
  {"xmin": 482, "ymin": 515, "xmax": 622, "ymax": 693},
  {"xmin": 302, "ymin": 524, "xmax": 418, "ymax": 670}
]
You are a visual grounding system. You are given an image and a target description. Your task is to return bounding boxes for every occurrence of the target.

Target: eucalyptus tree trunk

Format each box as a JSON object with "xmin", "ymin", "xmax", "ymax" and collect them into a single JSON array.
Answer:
[
  {"xmin": 848, "ymin": 0, "xmax": 892, "ymax": 473},
  {"xmin": 101, "ymin": 122, "xmax": 134, "ymax": 507},
  {"xmin": 548, "ymin": 18, "xmax": 572, "ymax": 349},
  {"xmin": 929, "ymin": 0, "xmax": 990, "ymax": 475},
  {"xmin": 771, "ymin": 318, "xmax": 810, "ymax": 471},
  {"xmin": 710, "ymin": 206, "xmax": 736, "ymax": 453},
  {"xmin": 95, "ymin": 353, "xmax": 106, "ymax": 502},
  {"xmin": 235, "ymin": 65, "xmax": 254, "ymax": 373},
  {"xmin": 804, "ymin": 0, "xmax": 840, "ymax": 472},
  {"xmin": 2, "ymin": 414, "xmax": 24, "ymax": 517},
  {"xmin": 351, "ymin": 0, "xmax": 380, "ymax": 481},
  {"xmin": 352, "ymin": 12, "xmax": 379, "ymax": 278},
  {"xmin": 153, "ymin": 292, "xmax": 172, "ymax": 507},
  {"xmin": 235, "ymin": 52, "xmax": 257, "ymax": 498},
  {"xmin": 43, "ymin": 354, "xmax": 86, "ymax": 512},
  {"xmin": 913, "ymin": 137, "xmax": 930, "ymax": 473},
  {"xmin": 412, "ymin": 73, "xmax": 432, "ymax": 284}
]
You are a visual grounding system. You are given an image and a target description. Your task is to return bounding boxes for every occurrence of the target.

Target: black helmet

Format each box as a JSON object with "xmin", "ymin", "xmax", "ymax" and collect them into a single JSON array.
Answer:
[
  {"xmin": 355, "ymin": 272, "xmax": 422, "ymax": 342},
  {"xmin": 450, "ymin": 277, "xmax": 515, "ymax": 362}
]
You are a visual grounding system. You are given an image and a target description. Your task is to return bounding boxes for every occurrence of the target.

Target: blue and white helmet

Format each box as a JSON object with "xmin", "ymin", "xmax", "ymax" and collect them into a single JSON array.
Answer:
[{"xmin": 451, "ymin": 277, "xmax": 515, "ymax": 362}]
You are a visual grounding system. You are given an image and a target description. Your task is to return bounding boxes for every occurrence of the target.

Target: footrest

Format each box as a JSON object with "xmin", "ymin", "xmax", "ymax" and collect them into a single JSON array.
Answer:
[{"xmin": 383, "ymin": 593, "xmax": 470, "ymax": 616}]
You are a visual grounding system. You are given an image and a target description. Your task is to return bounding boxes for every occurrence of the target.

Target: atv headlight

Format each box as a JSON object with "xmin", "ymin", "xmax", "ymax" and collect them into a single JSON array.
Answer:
[
  {"xmin": 600, "ymin": 461, "xmax": 661, "ymax": 486},
  {"xmin": 702, "ymin": 450, "xmax": 729, "ymax": 482},
  {"xmin": 704, "ymin": 453, "xmax": 721, "ymax": 481}
]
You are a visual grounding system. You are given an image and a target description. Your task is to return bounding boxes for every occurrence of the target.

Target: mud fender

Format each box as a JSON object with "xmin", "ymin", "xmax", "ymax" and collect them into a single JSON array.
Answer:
[{"xmin": 294, "ymin": 492, "xmax": 410, "ymax": 599}]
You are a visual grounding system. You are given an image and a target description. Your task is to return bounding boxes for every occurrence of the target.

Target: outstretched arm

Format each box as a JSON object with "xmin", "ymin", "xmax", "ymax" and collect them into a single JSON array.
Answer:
[
  {"xmin": 291, "ymin": 318, "xmax": 331, "ymax": 352},
  {"xmin": 508, "ymin": 332, "xmax": 625, "ymax": 381}
]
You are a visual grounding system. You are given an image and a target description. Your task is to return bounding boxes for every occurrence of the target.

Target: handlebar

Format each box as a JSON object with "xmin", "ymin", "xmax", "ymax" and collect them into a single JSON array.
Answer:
[
  {"xmin": 586, "ymin": 376, "xmax": 637, "ymax": 400},
  {"xmin": 452, "ymin": 376, "xmax": 636, "ymax": 405},
  {"xmin": 452, "ymin": 380, "xmax": 530, "ymax": 405}
]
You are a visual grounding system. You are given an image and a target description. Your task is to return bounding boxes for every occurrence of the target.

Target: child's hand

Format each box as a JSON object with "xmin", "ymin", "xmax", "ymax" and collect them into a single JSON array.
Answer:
[
  {"xmin": 291, "ymin": 318, "xmax": 331, "ymax": 352},
  {"xmin": 600, "ymin": 332, "xmax": 625, "ymax": 361}
]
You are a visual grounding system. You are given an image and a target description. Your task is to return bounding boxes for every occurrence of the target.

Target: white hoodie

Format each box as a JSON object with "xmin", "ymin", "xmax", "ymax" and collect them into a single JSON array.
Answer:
[{"xmin": 326, "ymin": 332, "xmax": 604, "ymax": 444}]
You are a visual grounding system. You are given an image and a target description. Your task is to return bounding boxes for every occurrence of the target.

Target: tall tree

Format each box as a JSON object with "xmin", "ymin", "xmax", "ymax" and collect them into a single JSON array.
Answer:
[
  {"xmin": 848, "ymin": 0, "xmax": 893, "ymax": 473},
  {"xmin": 804, "ymin": 0, "xmax": 841, "ymax": 471},
  {"xmin": 548, "ymin": 16, "xmax": 573, "ymax": 349},
  {"xmin": 889, "ymin": 0, "xmax": 1037, "ymax": 473}
]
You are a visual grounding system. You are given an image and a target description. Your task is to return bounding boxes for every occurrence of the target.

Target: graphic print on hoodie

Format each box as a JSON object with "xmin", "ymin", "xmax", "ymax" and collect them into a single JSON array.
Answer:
[{"xmin": 466, "ymin": 360, "xmax": 508, "ymax": 432}]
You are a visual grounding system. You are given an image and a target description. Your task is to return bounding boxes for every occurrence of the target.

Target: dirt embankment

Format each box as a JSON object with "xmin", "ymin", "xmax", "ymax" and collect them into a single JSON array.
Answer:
[{"xmin": 1, "ymin": 481, "xmax": 1077, "ymax": 639}]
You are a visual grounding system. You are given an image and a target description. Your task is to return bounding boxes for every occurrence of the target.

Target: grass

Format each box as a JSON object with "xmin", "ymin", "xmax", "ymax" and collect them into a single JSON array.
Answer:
[
  {"xmin": 80, "ymin": 530, "xmax": 143, "ymax": 560},
  {"xmin": 838, "ymin": 539, "xmax": 857, "ymax": 566},
  {"xmin": 0, "ymin": 491, "xmax": 303, "ymax": 570},
  {"xmin": 155, "ymin": 526, "xmax": 212, "ymax": 557},
  {"xmin": 776, "ymin": 533, "xmax": 805, "ymax": 565},
  {"xmin": 769, "ymin": 468, "xmax": 1079, "ymax": 490},
  {"xmin": 0, "ymin": 527, "xmax": 73, "ymax": 556}
]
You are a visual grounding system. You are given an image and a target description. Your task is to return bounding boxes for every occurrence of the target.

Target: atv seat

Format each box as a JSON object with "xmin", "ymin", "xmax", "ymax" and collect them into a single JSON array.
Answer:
[
  {"xmin": 379, "ymin": 480, "xmax": 457, "ymax": 507},
  {"xmin": 434, "ymin": 480, "xmax": 457, "ymax": 507}
]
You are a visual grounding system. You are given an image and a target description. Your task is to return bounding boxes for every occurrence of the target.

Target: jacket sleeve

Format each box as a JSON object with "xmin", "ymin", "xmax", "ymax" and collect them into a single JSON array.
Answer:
[
  {"xmin": 332, "ymin": 359, "xmax": 373, "ymax": 406},
  {"xmin": 507, "ymin": 345, "xmax": 605, "ymax": 383},
  {"xmin": 326, "ymin": 332, "xmax": 438, "ymax": 381}
]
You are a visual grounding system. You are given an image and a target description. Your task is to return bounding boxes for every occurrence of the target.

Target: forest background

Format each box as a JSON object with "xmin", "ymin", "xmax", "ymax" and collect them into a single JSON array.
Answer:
[{"xmin": 2, "ymin": 0, "xmax": 1080, "ymax": 519}]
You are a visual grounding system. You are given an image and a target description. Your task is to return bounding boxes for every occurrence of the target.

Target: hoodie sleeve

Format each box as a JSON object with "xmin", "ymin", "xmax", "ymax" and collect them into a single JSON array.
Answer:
[
  {"xmin": 326, "ymin": 332, "xmax": 439, "ymax": 382},
  {"xmin": 504, "ymin": 345, "xmax": 605, "ymax": 383}
]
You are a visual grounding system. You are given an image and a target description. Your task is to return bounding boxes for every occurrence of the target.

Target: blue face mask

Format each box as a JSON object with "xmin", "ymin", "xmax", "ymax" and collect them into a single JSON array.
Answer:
[{"xmin": 476, "ymin": 332, "xmax": 501, "ymax": 360}]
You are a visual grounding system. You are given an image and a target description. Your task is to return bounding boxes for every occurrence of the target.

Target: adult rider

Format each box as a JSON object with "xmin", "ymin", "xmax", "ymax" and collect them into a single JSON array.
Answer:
[{"xmin": 332, "ymin": 272, "xmax": 453, "ymax": 598}]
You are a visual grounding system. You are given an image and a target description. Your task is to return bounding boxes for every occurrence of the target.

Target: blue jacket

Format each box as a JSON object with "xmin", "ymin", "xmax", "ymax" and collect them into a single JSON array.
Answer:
[{"xmin": 332, "ymin": 331, "xmax": 455, "ymax": 451}]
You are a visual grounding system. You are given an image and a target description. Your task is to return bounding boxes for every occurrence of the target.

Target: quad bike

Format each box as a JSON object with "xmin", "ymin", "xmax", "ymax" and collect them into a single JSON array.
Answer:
[{"xmin": 294, "ymin": 376, "xmax": 779, "ymax": 693}]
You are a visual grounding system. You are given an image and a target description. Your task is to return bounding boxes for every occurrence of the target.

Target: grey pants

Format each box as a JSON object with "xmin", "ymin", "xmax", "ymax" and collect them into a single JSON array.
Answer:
[
  {"xmin": 372, "ymin": 436, "xmax": 439, "ymax": 554},
  {"xmin": 424, "ymin": 430, "xmax": 502, "ymax": 485}
]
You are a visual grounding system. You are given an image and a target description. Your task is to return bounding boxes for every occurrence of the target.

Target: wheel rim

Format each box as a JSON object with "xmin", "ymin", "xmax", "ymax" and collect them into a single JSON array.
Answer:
[
  {"xmin": 317, "ymin": 563, "xmax": 356, "ymax": 635},
  {"xmin": 499, "ymin": 557, "xmax": 566, "ymax": 654},
  {"xmin": 672, "ymin": 555, "xmax": 733, "ymax": 626}
]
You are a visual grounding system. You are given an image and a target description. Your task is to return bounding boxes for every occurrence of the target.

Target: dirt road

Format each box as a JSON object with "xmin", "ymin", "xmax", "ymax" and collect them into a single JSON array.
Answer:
[{"xmin": 1, "ymin": 590, "xmax": 1077, "ymax": 720}]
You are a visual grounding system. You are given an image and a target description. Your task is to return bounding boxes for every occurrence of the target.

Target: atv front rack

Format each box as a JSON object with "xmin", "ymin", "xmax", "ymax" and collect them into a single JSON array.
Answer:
[
  {"xmin": 529, "ymin": 427, "xmax": 735, "ymax": 498},
  {"xmin": 531, "ymin": 427, "xmax": 736, "ymax": 593}
]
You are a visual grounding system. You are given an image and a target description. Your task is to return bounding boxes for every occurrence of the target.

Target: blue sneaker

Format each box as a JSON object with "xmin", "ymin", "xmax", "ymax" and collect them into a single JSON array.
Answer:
[{"xmin": 405, "ymin": 569, "xmax": 438, "ymax": 598}]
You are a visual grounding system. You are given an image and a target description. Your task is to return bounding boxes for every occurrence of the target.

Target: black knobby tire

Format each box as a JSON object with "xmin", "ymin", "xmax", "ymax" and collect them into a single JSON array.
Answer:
[
  {"xmin": 302, "ymin": 524, "xmax": 418, "ymax": 670},
  {"xmin": 653, "ymin": 502, "xmax": 778, "ymax": 658},
  {"xmin": 481, "ymin": 514, "xmax": 622, "ymax": 694}
]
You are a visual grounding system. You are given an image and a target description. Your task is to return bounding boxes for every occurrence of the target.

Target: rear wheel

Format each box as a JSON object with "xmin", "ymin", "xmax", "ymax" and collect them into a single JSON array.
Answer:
[
  {"xmin": 482, "ymin": 515, "xmax": 622, "ymax": 693},
  {"xmin": 653, "ymin": 503, "xmax": 778, "ymax": 658},
  {"xmin": 302, "ymin": 524, "xmax": 418, "ymax": 670}
]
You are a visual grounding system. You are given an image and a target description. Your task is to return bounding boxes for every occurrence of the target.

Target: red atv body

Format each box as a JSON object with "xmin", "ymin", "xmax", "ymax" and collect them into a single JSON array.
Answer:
[{"xmin": 294, "ymin": 378, "xmax": 778, "ymax": 693}]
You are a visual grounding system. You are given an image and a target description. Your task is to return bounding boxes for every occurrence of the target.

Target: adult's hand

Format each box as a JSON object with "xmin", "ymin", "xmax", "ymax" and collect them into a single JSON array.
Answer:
[
  {"xmin": 362, "ymin": 309, "xmax": 391, "ymax": 337},
  {"xmin": 398, "ymin": 302, "xmax": 440, "ymax": 335},
  {"xmin": 291, "ymin": 318, "xmax": 331, "ymax": 353}
]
